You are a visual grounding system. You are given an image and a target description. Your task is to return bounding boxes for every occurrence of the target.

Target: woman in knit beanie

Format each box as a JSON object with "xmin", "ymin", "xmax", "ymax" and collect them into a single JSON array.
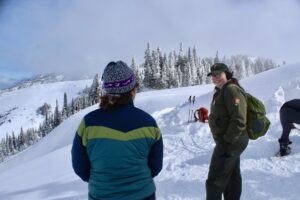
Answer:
[{"xmin": 71, "ymin": 61, "xmax": 163, "ymax": 200}]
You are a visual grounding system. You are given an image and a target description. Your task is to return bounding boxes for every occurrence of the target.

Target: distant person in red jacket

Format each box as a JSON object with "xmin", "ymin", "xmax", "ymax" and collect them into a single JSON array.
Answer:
[{"xmin": 278, "ymin": 99, "xmax": 300, "ymax": 156}]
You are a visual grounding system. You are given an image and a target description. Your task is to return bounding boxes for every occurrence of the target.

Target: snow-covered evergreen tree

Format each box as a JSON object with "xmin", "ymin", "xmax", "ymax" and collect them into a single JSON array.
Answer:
[
  {"xmin": 143, "ymin": 42, "xmax": 153, "ymax": 88},
  {"xmin": 214, "ymin": 50, "xmax": 220, "ymax": 64},
  {"xmin": 12, "ymin": 132, "xmax": 17, "ymax": 153},
  {"xmin": 181, "ymin": 58, "xmax": 192, "ymax": 87},
  {"xmin": 18, "ymin": 127, "xmax": 26, "ymax": 150},
  {"xmin": 0, "ymin": 139, "xmax": 5, "ymax": 162},
  {"xmin": 167, "ymin": 52, "xmax": 179, "ymax": 87},
  {"xmin": 176, "ymin": 43, "xmax": 186, "ymax": 86},
  {"xmin": 37, "ymin": 103, "xmax": 51, "ymax": 116},
  {"xmin": 62, "ymin": 92, "xmax": 68, "ymax": 120},
  {"xmin": 89, "ymin": 74, "xmax": 101, "ymax": 105},
  {"xmin": 53, "ymin": 100, "xmax": 62, "ymax": 127},
  {"xmin": 73, "ymin": 98, "xmax": 81, "ymax": 112},
  {"xmin": 46, "ymin": 113, "xmax": 53, "ymax": 134},
  {"xmin": 158, "ymin": 53, "xmax": 169, "ymax": 88},
  {"xmin": 202, "ymin": 57, "xmax": 213, "ymax": 84},
  {"xmin": 5, "ymin": 135, "xmax": 10, "ymax": 156},
  {"xmin": 8, "ymin": 133, "xmax": 17, "ymax": 155},
  {"xmin": 26, "ymin": 128, "xmax": 38, "ymax": 146},
  {"xmin": 188, "ymin": 47, "xmax": 197, "ymax": 85},
  {"xmin": 71, "ymin": 98, "xmax": 75, "ymax": 115},
  {"xmin": 151, "ymin": 48, "xmax": 161, "ymax": 89},
  {"xmin": 130, "ymin": 57, "xmax": 142, "ymax": 89}
]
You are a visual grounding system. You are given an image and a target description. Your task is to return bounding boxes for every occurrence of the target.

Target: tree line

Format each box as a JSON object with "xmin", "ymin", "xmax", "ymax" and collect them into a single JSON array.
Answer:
[
  {"xmin": 0, "ymin": 74, "xmax": 101, "ymax": 162},
  {"xmin": 134, "ymin": 43, "xmax": 279, "ymax": 89}
]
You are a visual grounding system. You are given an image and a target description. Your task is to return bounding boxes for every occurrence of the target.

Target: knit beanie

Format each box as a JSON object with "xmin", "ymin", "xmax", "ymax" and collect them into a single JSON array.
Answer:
[{"xmin": 102, "ymin": 61, "xmax": 136, "ymax": 94}]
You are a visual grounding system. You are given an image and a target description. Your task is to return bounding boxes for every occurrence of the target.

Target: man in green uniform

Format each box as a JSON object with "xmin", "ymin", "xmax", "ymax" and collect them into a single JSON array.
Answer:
[{"xmin": 206, "ymin": 63, "xmax": 249, "ymax": 200}]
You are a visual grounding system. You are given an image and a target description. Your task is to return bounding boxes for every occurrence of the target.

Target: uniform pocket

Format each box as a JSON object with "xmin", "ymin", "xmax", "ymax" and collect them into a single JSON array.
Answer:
[{"xmin": 215, "ymin": 118, "xmax": 222, "ymax": 127}]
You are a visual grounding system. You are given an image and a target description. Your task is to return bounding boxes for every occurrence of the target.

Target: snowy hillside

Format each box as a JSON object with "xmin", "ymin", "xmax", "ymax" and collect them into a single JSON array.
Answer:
[
  {"xmin": 0, "ymin": 79, "xmax": 92, "ymax": 139},
  {"xmin": 0, "ymin": 64, "xmax": 300, "ymax": 200},
  {"xmin": 0, "ymin": 74, "xmax": 67, "ymax": 92}
]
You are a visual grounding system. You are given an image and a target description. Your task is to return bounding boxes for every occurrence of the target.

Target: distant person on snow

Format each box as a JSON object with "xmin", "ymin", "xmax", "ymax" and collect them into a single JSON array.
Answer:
[
  {"xmin": 71, "ymin": 61, "xmax": 163, "ymax": 200},
  {"xmin": 206, "ymin": 63, "xmax": 249, "ymax": 200},
  {"xmin": 278, "ymin": 99, "xmax": 300, "ymax": 156}
]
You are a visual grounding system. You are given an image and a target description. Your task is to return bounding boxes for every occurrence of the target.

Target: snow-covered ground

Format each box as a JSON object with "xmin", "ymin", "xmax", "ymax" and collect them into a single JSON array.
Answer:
[
  {"xmin": 0, "ymin": 79, "xmax": 92, "ymax": 139},
  {"xmin": 0, "ymin": 64, "xmax": 300, "ymax": 199}
]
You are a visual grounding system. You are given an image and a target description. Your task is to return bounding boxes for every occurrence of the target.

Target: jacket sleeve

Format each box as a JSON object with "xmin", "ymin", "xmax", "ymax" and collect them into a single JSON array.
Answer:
[
  {"xmin": 223, "ymin": 85, "xmax": 247, "ymax": 144},
  {"xmin": 283, "ymin": 99, "xmax": 300, "ymax": 112},
  {"xmin": 148, "ymin": 129, "xmax": 163, "ymax": 177},
  {"xmin": 71, "ymin": 119, "xmax": 90, "ymax": 182}
]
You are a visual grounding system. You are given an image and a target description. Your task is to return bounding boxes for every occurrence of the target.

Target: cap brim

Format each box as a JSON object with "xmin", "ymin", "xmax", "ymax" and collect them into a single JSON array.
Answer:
[{"xmin": 207, "ymin": 70, "xmax": 223, "ymax": 77}]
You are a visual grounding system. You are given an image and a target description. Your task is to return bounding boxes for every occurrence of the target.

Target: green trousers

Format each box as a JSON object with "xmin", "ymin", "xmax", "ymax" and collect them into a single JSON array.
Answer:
[{"xmin": 206, "ymin": 134, "xmax": 249, "ymax": 200}]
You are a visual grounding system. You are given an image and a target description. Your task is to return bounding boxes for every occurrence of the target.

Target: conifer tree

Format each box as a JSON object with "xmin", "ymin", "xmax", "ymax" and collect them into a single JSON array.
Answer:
[
  {"xmin": 18, "ymin": 127, "xmax": 26, "ymax": 150},
  {"xmin": 188, "ymin": 47, "xmax": 197, "ymax": 85},
  {"xmin": 5, "ymin": 134, "xmax": 9, "ymax": 156},
  {"xmin": 89, "ymin": 74, "xmax": 101, "ymax": 105},
  {"xmin": 12, "ymin": 132, "xmax": 17, "ymax": 152},
  {"xmin": 0, "ymin": 139, "xmax": 5, "ymax": 161},
  {"xmin": 151, "ymin": 49, "xmax": 161, "ymax": 88},
  {"xmin": 143, "ymin": 42, "xmax": 153, "ymax": 88},
  {"xmin": 45, "ymin": 113, "xmax": 53, "ymax": 134},
  {"xmin": 38, "ymin": 124, "xmax": 43, "ymax": 138},
  {"xmin": 130, "ymin": 57, "xmax": 142, "ymax": 89},
  {"xmin": 53, "ymin": 100, "xmax": 62, "ymax": 127},
  {"xmin": 192, "ymin": 47, "xmax": 199, "ymax": 69},
  {"xmin": 62, "ymin": 92, "xmax": 69, "ymax": 118},
  {"xmin": 167, "ymin": 52, "xmax": 179, "ymax": 87},
  {"xmin": 71, "ymin": 98, "xmax": 75, "ymax": 115},
  {"xmin": 37, "ymin": 103, "xmax": 51, "ymax": 116},
  {"xmin": 158, "ymin": 53, "xmax": 168, "ymax": 88},
  {"xmin": 26, "ymin": 128, "xmax": 34, "ymax": 145},
  {"xmin": 214, "ymin": 50, "xmax": 220, "ymax": 64}
]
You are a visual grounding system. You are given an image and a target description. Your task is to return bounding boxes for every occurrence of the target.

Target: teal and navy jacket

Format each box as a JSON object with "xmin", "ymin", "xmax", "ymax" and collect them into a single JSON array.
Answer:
[{"xmin": 71, "ymin": 101, "xmax": 163, "ymax": 200}]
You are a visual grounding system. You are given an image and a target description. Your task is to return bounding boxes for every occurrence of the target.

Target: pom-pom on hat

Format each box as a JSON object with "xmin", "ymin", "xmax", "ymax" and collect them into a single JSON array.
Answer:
[{"xmin": 101, "ymin": 61, "xmax": 136, "ymax": 94}]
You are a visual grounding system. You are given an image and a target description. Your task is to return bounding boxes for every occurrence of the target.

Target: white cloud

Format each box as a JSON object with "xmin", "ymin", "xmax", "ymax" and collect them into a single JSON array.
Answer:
[{"xmin": 1, "ymin": 0, "xmax": 300, "ymax": 78}]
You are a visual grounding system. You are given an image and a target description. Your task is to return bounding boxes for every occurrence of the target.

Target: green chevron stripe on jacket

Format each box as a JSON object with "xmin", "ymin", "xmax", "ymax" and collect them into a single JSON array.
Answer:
[{"xmin": 78, "ymin": 125, "xmax": 161, "ymax": 146}]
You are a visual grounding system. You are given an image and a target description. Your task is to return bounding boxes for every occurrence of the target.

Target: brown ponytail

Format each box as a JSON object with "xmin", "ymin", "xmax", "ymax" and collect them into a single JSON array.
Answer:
[
  {"xmin": 99, "ymin": 84, "xmax": 139, "ymax": 112},
  {"xmin": 230, "ymin": 78, "xmax": 245, "ymax": 91},
  {"xmin": 225, "ymin": 71, "xmax": 245, "ymax": 90},
  {"xmin": 99, "ymin": 93, "xmax": 133, "ymax": 112}
]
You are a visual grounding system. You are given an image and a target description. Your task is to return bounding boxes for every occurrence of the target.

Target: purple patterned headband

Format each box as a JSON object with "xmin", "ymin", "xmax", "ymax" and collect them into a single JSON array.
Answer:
[{"xmin": 103, "ymin": 74, "xmax": 135, "ymax": 89}]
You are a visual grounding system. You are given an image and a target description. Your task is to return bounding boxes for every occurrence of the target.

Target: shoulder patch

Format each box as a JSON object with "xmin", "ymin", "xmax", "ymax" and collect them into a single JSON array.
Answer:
[{"xmin": 233, "ymin": 97, "xmax": 240, "ymax": 106}]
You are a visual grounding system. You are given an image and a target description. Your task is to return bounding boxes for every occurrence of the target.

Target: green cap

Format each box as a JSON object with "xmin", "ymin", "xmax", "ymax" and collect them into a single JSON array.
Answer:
[{"xmin": 207, "ymin": 63, "xmax": 230, "ymax": 76}]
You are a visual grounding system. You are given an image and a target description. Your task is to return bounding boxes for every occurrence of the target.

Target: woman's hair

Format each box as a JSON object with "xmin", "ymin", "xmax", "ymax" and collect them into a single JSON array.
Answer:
[
  {"xmin": 100, "ymin": 85, "xmax": 138, "ymax": 111},
  {"xmin": 226, "ymin": 72, "xmax": 245, "ymax": 90}
]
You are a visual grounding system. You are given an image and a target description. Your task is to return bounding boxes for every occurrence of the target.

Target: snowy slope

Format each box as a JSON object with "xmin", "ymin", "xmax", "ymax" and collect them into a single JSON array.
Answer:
[
  {"xmin": 0, "ymin": 79, "xmax": 92, "ymax": 139},
  {"xmin": 0, "ymin": 64, "xmax": 300, "ymax": 200}
]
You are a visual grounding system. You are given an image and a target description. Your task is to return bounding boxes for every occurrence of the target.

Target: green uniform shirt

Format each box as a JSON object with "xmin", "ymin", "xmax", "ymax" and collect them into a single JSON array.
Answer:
[{"xmin": 208, "ymin": 80, "xmax": 247, "ymax": 144}]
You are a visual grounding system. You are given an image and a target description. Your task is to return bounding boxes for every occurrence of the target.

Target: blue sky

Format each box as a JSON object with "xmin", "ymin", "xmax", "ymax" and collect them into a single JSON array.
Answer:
[{"xmin": 1, "ymin": 0, "xmax": 300, "ymax": 88}]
